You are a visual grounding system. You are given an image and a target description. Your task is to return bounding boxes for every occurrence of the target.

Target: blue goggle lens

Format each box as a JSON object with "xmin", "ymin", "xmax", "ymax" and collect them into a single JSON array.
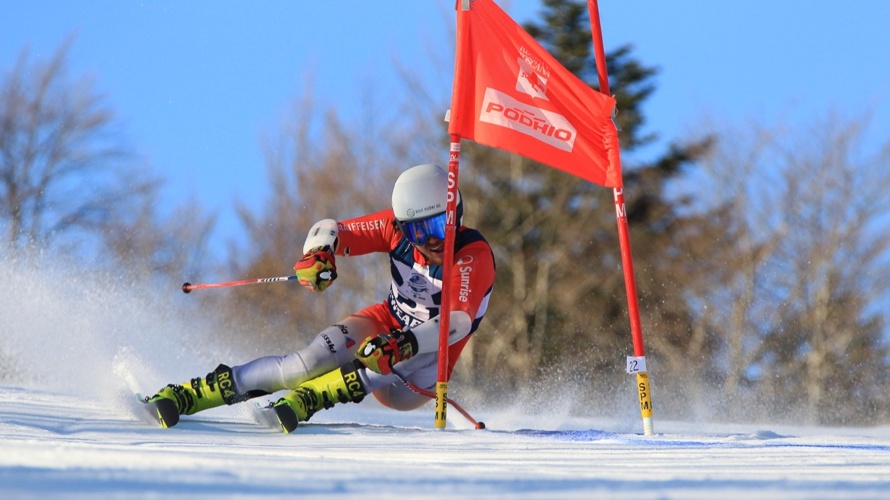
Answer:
[{"xmin": 398, "ymin": 213, "xmax": 447, "ymax": 245}]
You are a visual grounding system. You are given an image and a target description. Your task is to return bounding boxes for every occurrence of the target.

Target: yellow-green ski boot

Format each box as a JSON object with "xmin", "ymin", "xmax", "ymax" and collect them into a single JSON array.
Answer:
[
  {"xmin": 144, "ymin": 364, "xmax": 249, "ymax": 428},
  {"xmin": 273, "ymin": 362, "xmax": 367, "ymax": 433}
]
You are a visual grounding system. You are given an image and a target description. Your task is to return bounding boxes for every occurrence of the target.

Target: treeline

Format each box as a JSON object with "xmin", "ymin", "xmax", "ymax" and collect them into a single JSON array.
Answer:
[{"xmin": 2, "ymin": 1, "xmax": 889, "ymax": 425}]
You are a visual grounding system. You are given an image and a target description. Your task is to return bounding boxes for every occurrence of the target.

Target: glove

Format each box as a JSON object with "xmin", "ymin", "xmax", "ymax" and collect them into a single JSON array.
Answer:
[
  {"xmin": 355, "ymin": 329, "xmax": 418, "ymax": 375},
  {"xmin": 294, "ymin": 245, "xmax": 338, "ymax": 292}
]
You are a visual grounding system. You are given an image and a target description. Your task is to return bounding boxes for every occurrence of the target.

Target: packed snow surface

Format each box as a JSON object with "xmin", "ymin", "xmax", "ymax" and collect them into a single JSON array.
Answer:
[
  {"xmin": 2, "ymin": 258, "xmax": 889, "ymax": 498},
  {"xmin": 2, "ymin": 385, "xmax": 890, "ymax": 499}
]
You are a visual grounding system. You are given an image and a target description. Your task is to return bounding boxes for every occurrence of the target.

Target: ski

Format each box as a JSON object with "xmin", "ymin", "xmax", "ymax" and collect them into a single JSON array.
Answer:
[
  {"xmin": 252, "ymin": 401, "xmax": 291, "ymax": 433},
  {"xmin": 136, "ymin": 393, "xmax": 179, "ymax": 429}
]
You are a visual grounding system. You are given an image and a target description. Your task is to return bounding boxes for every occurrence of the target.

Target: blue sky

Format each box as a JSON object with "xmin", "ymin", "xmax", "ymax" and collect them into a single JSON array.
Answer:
[{"xmin": 2, "ymin": 1, "xmax": 889, "ymax": 255}]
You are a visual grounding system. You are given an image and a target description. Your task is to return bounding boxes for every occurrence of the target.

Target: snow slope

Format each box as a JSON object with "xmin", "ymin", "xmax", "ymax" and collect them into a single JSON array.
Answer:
[
  {"xmin": 2, "ymin": 258, "xmax": 890, "ymax": 498},
  {"xmin": 1, "ymin": 384, "xmax": 889, "ymax": 499}
]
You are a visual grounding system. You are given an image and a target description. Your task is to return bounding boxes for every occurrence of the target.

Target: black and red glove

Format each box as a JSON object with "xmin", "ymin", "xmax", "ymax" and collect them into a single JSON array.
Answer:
[{"xmin": 355, "ymin": 329, "xmax": 418, "ymax": 375}]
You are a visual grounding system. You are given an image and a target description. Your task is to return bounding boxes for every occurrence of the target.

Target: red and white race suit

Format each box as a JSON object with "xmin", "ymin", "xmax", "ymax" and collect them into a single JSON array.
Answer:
[
  {"xmin": 232, "ymin": 208, "xmax": 496, "ymax": 410},
  {"xmin": 336, "ymin": 208, "xmax": 496, "ymax": 376}
]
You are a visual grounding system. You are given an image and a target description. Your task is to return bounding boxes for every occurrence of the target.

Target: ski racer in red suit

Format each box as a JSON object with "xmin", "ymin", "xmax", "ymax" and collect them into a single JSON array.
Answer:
[{"xmin": 146, "ymin": 164, "xmax": 496, "ymax": 432}]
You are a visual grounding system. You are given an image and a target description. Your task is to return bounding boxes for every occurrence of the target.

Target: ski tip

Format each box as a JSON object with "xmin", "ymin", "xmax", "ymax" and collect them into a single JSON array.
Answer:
[
  {"xmin": 139, "ymin": 396, "xmax": 180, "ymax": 429},
  {"xmin": 272, "ymin": 403, "xmax": 299, "ymax": 434}
]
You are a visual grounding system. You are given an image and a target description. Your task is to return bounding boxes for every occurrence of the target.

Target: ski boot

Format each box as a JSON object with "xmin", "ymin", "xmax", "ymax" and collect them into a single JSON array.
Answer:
[
  {"xmin": 144, "ymin": 364, "xmax": 254, "ymax": 428},
  {"xmin": 273, "ymin": 362, "xmax": 367, "ymax": 433}
]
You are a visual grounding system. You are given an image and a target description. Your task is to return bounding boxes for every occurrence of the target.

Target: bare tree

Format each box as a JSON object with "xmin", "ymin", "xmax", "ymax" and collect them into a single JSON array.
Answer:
[
  {"xmin": 766, "ymin": 113, "xmax": 890, "ymax": 424},
  {"xmin": 688, "ymin": 112, "xmax": 890, "ymax": 424},
  {"xmin": 676, "ymin": 120, "xmax": 791, "ymax": 418},
  {"xmin": 0, "ymin": 41, "xmax": 157, "ymax": 257},
  {"xmin": 0, "ymin": 40, "xmax": 219, "ymax": 380},
  {"xmin": 99, "ymin": 191, "xmax": 217, "ymax": 286},
  {"xmin": 214, "ymin": 84, "xmax": 416, "ymax": 353}
]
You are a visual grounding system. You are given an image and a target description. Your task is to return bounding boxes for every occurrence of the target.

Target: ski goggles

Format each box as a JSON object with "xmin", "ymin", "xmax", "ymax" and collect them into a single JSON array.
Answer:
[{"xmin": 396, "ymin": 212, "xmax": 447, "ymax": 246}]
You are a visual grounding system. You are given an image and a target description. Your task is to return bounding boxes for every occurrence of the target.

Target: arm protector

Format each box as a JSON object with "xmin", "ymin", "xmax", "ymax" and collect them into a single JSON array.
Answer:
[
  {"xmin": 409, "ymin": 311, "xmax": 473, "ymax": 354},
  {"xmin": 303, "ymin": 219, "xmax": 339, "ymax": 254}
]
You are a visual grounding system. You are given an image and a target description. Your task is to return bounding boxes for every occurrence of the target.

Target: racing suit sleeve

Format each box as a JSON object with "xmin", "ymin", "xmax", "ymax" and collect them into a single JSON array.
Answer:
[{"xmin": 333, "ymin": 208, "xmax": 402, "ymax": 257}]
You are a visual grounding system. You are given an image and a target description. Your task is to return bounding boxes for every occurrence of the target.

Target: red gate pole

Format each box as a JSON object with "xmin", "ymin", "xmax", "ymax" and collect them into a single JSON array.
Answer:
[
  {"xmin": 587, "ymin": 0, "xmax": 654, "ymax": 435},
  {"xmin": 434, "ymin": 135, "xmax": 463, "ymax": 429}
]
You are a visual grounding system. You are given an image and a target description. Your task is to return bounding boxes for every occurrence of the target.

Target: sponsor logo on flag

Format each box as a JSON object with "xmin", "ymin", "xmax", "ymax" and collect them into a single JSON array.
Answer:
[{"xmin": 479, "ymin": 88, "xmax": 576, "ymax": 152}]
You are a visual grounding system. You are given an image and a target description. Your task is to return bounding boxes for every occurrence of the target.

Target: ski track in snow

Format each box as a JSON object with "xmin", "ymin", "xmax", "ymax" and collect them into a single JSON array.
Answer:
[{"xmin": 1, "ymin": 385, "xmax": 890, "ymax": 499}]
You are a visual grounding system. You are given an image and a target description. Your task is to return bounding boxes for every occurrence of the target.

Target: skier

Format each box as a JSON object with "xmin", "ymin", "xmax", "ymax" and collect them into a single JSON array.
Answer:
[{"xmin": 146, "ymin": 164, "xmax": 496, "ymax": 432}]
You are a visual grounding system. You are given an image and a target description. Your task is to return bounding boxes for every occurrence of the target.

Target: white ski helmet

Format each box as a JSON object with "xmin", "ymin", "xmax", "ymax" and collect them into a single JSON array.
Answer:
[
  {"xmin": 391, "ymin": 164, "xmax": 463, "ymax": 245},
  {"xmin": 391, "ymin": 164, "xmax": 462, "ymax": 222}
]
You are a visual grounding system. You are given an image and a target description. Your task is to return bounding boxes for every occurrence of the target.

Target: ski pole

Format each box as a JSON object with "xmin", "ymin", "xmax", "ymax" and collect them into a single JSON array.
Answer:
[
  {"xmin": 393, "ymin": 370, "xmax": 485, "ymax": 429},
  {"xmin": 181, "ymin": 275, "xmax": 298, "ymax": 294}
]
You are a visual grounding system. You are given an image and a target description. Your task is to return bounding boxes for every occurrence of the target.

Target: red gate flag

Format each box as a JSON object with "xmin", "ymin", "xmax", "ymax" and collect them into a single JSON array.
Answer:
[{"xmin": 449, "ymin": 0, "xmax": 622, "ymax": 188}]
